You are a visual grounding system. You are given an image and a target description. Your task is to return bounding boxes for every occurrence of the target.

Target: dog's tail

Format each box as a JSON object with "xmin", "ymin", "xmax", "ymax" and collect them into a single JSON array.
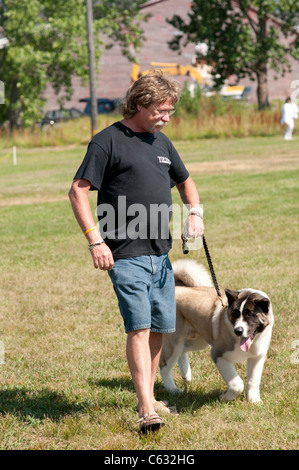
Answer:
[{"xmin": 172, "ymin": 259, "xmax": 213, "ymax": 287}]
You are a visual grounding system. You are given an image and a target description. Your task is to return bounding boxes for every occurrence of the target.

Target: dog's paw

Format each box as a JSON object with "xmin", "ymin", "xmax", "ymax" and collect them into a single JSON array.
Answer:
[
  {"xmin": 219, "ymin": 375, "xmax": 244, "ymax": 401},
  {"xmin": 247, "ymin": 391, "xmax": 262, "ymax": 404},
  {"xmin": 219, "ymin": 390, "xmax": 238, "ymax": 401},
  {"xmin": 160, "ymin": 367, "xmax": 184, "ymax": 394},
  {"xmin": 182, "ymin": 371, "xmax": 191, "ymax": 382},
  {"xmin": 161, "ymin": 378, "xmax": 183, "ymax": 394},
  {"xmin": 166, "ymin": 385, "xmax": 183, "ymax": 394},
  {"xmin": 220, "ymin": 385, "xmax": 244, "ymax": 402}
]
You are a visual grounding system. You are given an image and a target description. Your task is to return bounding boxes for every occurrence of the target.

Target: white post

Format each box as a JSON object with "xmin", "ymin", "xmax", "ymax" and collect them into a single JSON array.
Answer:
[{"xmin": 13, "ymin": 146, "xmax": 17, "ymax": 165}]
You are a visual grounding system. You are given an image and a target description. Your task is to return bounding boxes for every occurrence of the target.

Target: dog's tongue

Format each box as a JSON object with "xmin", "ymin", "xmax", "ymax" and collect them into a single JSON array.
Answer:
[{"xmin": 240, "ymin": 336, "xmax": 254, "ymax": 352}]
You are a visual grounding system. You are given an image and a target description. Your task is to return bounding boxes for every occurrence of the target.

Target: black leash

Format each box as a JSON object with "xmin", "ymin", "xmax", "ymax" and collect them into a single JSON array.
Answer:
[{"xmin": 181, "ymin": 233, "xmax": 226, "ymax": 306}]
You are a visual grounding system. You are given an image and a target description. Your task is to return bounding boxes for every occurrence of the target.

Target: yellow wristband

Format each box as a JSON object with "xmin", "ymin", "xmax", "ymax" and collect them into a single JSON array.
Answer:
[{"xmin": 84, "ymin": 226, "xmax": 97, "ymax": 236}]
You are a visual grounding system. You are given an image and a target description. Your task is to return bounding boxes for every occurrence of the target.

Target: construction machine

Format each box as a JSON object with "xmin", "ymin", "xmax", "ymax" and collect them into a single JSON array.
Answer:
[
  {"xmin": 131, "ymin": 62, "xmax": 204, "ymax": 85},
  {"xmin": 131, "ymin": 62, "xmax": 250, "ymax": 101}
]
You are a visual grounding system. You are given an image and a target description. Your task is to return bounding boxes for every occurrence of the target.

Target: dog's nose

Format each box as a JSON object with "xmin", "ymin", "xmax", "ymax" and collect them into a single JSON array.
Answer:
[{"xmin": 234, "ymin": 327, "xmax": 243, "ymax": 336}]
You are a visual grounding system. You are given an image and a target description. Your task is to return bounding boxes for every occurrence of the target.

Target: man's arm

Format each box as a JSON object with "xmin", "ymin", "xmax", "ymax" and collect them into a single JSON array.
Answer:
[
  {"xmin": 176, "ymin": 176, "xmax": 204, "ymax": 238},
  {"xmin": 68, "ymin": 179, "xmax": 114, "ymax": 270}
]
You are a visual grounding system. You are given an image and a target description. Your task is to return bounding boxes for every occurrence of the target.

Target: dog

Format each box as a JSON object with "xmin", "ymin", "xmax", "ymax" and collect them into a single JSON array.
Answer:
[{"xmin": 160, "ymin": 259, "xmax": 274, "ymax": 403}]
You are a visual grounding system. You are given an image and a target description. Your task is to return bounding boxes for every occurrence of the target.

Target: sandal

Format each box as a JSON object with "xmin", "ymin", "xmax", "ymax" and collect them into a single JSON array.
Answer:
[{"xmin": 138, "ymin": 412, "xmax": 165, "ymax": 434}]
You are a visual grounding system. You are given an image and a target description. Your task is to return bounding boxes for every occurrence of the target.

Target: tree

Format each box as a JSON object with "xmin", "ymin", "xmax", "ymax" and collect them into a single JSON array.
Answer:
[
  {"xmin": 93, "ymin": 0, "xmax": 149, "ymax": 62},
  {"xmin": 0, "ymin": 0, "xmax": 148, "ymax": 129},
  {"xmin": 167, "ymin": 0, "xmax": 299, "ymax": 109}
]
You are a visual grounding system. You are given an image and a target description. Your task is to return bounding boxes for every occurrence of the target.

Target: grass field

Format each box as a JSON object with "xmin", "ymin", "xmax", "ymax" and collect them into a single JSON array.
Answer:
[{"xmin": 0, "ymin": 136, "xmax": 298, "ymax": 450}]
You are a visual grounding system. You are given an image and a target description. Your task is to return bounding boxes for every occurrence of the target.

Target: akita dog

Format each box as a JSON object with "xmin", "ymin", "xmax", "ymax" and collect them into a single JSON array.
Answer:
[{"xmin": 160, "ymin": 260, "xmax": 274, "ymax": 403}]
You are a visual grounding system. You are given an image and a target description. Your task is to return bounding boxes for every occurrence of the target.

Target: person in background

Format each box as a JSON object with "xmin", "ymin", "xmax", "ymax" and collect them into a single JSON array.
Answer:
[{"xmin": 280, "ymin": 96, "xmax": 298, "ymax": 140}]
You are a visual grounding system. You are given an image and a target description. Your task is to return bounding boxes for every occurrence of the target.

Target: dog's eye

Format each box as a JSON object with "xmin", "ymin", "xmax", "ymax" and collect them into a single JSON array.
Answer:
[
  {"xmin": 244, "ymin": 308, "xmax": 256, "ymax": 317},
  {"xmin": 232, "ymin": 309, "xmax": 240, "ymax": 318}
]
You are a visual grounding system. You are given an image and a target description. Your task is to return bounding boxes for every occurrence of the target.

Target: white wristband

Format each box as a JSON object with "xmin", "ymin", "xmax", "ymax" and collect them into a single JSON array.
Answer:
[{"xmin": 189, "ymin": 207, "xmax": 203, "ymax": 219}]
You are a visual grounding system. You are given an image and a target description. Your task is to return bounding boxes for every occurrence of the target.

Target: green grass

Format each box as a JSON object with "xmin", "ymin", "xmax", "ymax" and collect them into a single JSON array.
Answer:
[{"xmin": 0, "ymin": 136, "xmax": 298, "ymax": 449}]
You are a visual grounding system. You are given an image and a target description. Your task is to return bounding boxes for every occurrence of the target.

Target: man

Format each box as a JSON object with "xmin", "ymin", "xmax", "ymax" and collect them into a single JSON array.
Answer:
[
  {"xmin": 280, "ymin": 96, "xmax": 298, "ymax": 140},
  {"xmin": 68, "ymin": 71, "xmax": 204, "ymax": 433}
]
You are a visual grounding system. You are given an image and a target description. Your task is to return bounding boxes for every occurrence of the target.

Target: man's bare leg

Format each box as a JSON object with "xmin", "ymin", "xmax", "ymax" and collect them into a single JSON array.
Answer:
[
  {"xmin": 149, "ymin": 331, "xmax": 163, "ymax": 400},
  {"xmin": 126, "ymin": 329, "xmax": 162, "ymax": 417}
]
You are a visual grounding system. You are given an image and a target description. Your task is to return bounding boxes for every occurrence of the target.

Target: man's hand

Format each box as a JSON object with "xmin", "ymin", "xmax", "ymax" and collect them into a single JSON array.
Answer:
[
  {"xmin": 90, "ymin": 242, "xmax": 114, "ymax": 271},
  {"xmin": 183, "ymin": 213, "xmax": 204, "ymax": 239},
  {"xmin": 68, "ymin": 179, "xmax": 114, "ymax": 271},
  {"xmin": 176, "ymin": 177, "xmax": 204, "ymax": 239}
]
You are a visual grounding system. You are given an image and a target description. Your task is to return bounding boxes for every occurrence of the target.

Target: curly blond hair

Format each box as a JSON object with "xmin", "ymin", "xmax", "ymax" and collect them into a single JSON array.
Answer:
[{"xmin": 119, "ymin": 70, "xmax": 181, "ymax": 119}]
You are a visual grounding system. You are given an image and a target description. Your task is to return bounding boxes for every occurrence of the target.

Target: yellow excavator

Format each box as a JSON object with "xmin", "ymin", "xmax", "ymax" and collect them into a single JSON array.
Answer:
[
  {"xmin": 131, "ymin": 62, "xmax": 204, "ymax": 85},
  {"xmin": 131, "ymin": 62, "xmax": 250, "ymax": 100}
]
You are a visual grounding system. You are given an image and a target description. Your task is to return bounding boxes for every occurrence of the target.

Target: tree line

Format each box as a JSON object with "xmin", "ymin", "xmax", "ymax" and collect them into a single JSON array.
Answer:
[{"xmin": 0, "ymin": 0, "xmax": 298, "ymax": 129}]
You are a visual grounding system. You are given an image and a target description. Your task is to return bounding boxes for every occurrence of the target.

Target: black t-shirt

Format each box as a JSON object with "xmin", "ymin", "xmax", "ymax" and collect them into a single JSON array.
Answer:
[{"xmin": 74, "ymin": 121, "xmax": 189, "ymax": 258}]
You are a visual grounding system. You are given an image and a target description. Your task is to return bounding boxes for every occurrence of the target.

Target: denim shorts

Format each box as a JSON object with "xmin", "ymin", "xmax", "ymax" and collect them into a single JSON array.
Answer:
[{"xmin": 108, "ymin": 254, "xmax": 176, "ymax": 334}]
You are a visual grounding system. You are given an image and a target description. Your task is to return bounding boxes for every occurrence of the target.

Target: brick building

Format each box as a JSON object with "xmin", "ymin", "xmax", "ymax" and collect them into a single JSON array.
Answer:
[{"xmin": 44, "ymin": 0, "xmax": 299, "ymax": 111}]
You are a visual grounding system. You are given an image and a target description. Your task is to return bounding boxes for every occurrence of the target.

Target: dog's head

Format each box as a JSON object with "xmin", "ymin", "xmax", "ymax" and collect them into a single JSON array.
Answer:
[{"xmin": 225, "ymin": 289, "xmax": 271, "ymax": 352}]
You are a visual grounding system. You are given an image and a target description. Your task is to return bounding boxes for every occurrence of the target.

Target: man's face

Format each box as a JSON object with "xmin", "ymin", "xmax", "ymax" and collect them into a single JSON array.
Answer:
[{"xmin": 136, "ymin": 99, "xmax": 175, "ymax": 133}]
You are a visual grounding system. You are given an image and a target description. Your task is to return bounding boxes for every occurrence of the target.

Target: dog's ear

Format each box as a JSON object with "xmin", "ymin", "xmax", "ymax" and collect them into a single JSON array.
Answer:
[
  {"xmin": 224, "ymin": 289, "xmax": 239, "ymax": 306},
  {"xmin": 254, "ymin": 297, "xmax": 270, "ymax": 314}
]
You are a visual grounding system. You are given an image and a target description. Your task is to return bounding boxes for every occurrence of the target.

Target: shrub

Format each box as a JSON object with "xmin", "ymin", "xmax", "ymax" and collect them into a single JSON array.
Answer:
[{"xmin": 0, "ymin": 98, "xmax": 288, "ymax": 148}]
